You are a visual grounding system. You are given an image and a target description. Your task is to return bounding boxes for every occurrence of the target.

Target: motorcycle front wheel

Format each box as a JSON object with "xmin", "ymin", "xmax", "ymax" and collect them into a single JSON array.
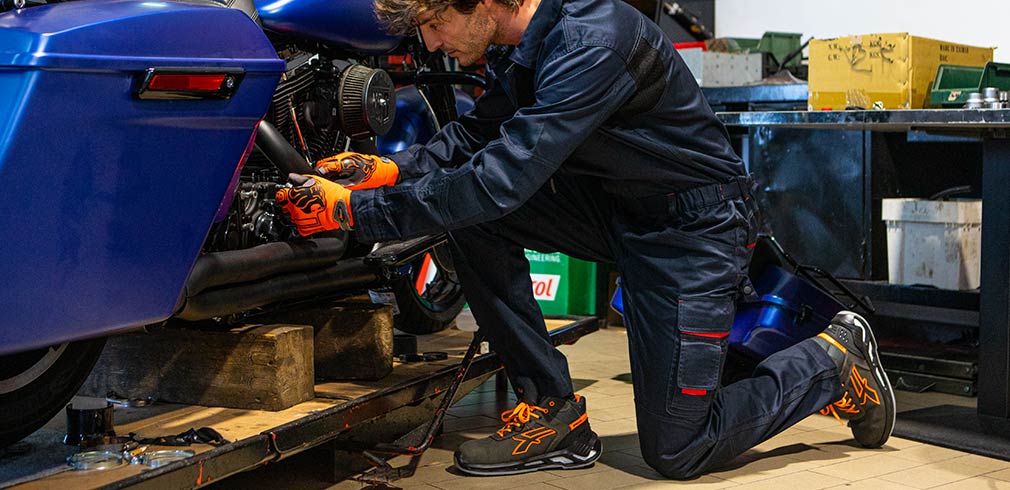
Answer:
[
  {"xmin": 0, "ymin": 338, "xmax": 106, "ymax": 447},
  {"xmin": 390, "ymin": 243, "xmax": 466, "ymax": 335}
]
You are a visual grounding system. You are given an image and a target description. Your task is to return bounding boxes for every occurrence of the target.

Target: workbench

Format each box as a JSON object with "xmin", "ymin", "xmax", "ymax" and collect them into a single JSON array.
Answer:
[{"xmin": 718, "ymin": 109, "xmax": 1010, "ymax": 438}]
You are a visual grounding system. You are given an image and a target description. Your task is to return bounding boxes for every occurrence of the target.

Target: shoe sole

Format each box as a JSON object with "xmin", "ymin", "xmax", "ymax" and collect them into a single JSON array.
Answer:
[
  {"xmin": 454, "ymin": 437, "xmax": 602, "ymax": 476},
  {"xmin": 845, "ymin": 311, "xmax": 896, "ymax": 448}
]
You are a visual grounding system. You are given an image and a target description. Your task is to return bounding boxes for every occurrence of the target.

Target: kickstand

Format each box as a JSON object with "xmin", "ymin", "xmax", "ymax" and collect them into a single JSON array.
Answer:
[{"xmin": 354, "ymin": 332, "xmax": 486, "ymax": 485}]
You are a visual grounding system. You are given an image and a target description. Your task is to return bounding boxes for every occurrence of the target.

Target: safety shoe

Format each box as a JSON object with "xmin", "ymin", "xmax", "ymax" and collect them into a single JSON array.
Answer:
[
  {"xmin": 813, "ymin": 311, "xmax": 896, "ymax": 448},
  {"xmin": 453, "ymin": 394, "xmax": 601, "ymax": 476}
]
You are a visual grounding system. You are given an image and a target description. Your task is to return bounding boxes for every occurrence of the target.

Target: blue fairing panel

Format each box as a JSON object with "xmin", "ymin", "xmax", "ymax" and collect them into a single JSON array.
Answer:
[
  {"xmin": 255, "ymin": 0, "xmax": 403, "ymax": 55},
  {"xmin": 0, "ymin": 0, "xmax": 285, "ymax": 354}
]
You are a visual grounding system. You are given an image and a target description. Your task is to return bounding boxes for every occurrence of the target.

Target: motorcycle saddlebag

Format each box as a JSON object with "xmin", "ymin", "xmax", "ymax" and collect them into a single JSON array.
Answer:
[{"xmin": 0, "ymin": 0, "xmax": 285, "ymax": 354}]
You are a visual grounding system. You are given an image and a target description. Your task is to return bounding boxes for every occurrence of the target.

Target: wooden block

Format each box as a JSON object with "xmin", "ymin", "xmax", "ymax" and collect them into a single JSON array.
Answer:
[
  {"xmin": 80, "ymin": 324, "xmax": 314, "ymax": 411},
  {"xmin": 256, "ymin": 302, "xmax": 394, "ymax": 381}
]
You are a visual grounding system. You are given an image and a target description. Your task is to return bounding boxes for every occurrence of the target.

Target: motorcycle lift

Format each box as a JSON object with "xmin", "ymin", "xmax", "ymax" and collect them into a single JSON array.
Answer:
[{"xmin": 0, "ymin": 317, "xmax": 599, "ymax": 489}]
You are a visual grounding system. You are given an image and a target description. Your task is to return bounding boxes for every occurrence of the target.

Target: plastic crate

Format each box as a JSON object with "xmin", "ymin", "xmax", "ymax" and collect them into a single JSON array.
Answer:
[
  {"xmin": 882, "ymin": 198, "xmax": 982, "ymax": 290},
  {"xmin": 719, "ymin": 37, "xmax": 761, "ymax": 53},
  {"xmin": 715, "ymin": 33, "xmax": 801, "ymax": 66},
  {"xmin": 757, "ymin": 32, "xmax": 803, "ymax": 68},
  {"xmin": 929, "ymin": 62, "xmax": 1010, "ymax": 107}
]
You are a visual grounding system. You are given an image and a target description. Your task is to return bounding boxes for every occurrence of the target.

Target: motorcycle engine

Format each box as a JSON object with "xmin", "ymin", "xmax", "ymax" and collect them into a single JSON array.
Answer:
[{"xmin": 203, "ymin": 48, "xmax": 395, "ymax": 252}]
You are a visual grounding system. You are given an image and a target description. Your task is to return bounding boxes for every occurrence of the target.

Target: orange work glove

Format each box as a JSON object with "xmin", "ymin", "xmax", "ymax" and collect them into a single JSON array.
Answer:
[
  {"xmin": 315, "ymin": 151, "xmax": 399, "ymax": 190},
  {"xmin": 275, "ymin": 174, "xmax": 353, "ymax": 236}
]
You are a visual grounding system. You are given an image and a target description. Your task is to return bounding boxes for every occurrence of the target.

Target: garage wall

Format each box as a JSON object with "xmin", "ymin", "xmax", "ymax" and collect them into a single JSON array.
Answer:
[{"xmin": 714, "ymin": 0, "xmax": 1010, "ymax": 62}]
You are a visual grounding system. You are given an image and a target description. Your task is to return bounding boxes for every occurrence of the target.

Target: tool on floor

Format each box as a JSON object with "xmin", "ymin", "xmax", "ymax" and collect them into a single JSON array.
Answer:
[
  {"xmin": 105, "ymin": 392, "xmax": 154, "ymax": 408},
  {"xmin": 137, "ymin": 449, "xmax": 196, "ymax": 468},
  {"xmin": 396, "ymin": 351, "xmax": 449, "ymax": 363},
  {"xmin": 68, "ymin": 450, "xmax": 128, "ymax": 471},
  {"xmin": 354, "ymin": 332, "xmax": 486, "ymax": 484},
  {"xmin": 129, "ymin": 427, "xmax": 229, "ymax": 447}
]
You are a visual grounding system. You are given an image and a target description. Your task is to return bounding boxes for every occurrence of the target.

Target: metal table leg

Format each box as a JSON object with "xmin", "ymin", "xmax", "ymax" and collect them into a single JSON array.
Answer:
[{"xmin": 979, "ymin": 136, "xmax": 1010, "ymax": 430}]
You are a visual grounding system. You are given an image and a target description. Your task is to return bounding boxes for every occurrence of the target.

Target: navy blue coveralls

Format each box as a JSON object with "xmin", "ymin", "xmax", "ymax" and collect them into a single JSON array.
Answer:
[{"xmin": 351, "ymin": 0, "xmax": 844, "ymax": 478}]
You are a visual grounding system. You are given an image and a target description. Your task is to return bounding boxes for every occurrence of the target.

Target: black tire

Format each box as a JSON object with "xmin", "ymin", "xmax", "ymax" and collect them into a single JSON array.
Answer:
[
  {"xmin": 0, "ymin": 338, "xmax": 107, "ymax": 448},
  {"xmin": 390, "ymin": 244, "xmax": 466, "ymax": 335}
]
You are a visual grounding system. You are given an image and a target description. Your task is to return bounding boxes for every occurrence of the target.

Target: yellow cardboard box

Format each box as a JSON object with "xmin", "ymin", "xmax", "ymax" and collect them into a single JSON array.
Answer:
[{"xmin": 808, "ymin": 33, "xmax": 994, "ymax": 110}]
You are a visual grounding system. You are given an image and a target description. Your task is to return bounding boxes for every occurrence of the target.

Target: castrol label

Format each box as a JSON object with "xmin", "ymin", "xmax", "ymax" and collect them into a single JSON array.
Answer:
[{"xmin": 530, "ymin": 274, "xmax": 561, "ymax": 301}]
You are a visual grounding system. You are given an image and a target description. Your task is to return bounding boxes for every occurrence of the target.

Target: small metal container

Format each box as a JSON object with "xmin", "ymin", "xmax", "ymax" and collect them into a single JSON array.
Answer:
[
  {"xmin": 984, "ymin": 87, "xmax": 1000, "ymax": 102},
  {"xmin": 67, "ymin": 450, "xmax": 127, "ymax": 471},
  {"xmin": 64, "ymin": 401, "xmax": 115, "ymax": 446},
  {"xmin": 966, "ymin": 92, "xmax": 985, "ymax": 109},
  {"xmin": 139, "ymin": 449, "xmax": 195, "ymax": 468}
]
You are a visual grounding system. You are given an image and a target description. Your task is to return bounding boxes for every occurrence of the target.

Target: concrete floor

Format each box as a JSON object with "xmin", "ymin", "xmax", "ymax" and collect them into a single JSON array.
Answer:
[{"xmin": 214, "ymin": 327, "xmax": 1008, "ymax": 490}]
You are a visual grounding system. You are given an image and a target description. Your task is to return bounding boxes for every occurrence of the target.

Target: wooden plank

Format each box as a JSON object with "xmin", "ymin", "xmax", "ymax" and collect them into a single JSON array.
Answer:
[
  {"xmin": 79, "ymin": 325, "xmax": 315, "ymax": 411},
  {"xmin": 254, "ymin": 302, "xmax": 394, "ymax": 381}
]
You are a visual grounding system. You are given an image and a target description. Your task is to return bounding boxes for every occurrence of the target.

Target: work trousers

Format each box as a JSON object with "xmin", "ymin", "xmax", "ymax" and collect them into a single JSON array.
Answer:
[{"xmin": 447, "ymin": 173, "xmax": 844, "ymax": 479}]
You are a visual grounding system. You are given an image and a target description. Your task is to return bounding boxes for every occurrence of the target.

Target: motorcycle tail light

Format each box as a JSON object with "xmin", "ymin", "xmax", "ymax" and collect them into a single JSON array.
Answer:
[
  {"xmin": 136, "ymin": 68, "xmax": 244, "ymax": 100},
  {"xmin": 148, "ymin": 74, "xmax": 225, "ymax": 91}
]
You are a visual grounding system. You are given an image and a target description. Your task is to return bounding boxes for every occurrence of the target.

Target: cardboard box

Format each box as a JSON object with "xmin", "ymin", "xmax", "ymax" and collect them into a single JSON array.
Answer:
[{"xmin": 809, "ymin": 33, "xmax": 993, "ymax": 110}]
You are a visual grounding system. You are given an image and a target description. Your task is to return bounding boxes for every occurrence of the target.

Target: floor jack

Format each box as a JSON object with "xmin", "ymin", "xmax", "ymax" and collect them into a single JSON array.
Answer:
[{"xmin": 352, "ymin": 332, "xmax": 487, "ymax": 487}]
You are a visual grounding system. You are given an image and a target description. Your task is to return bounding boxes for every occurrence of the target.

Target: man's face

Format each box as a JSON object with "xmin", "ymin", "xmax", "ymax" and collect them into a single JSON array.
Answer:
[{"xmin": 415, "ymin": 2, "xmax": 495, "ymax": 66}]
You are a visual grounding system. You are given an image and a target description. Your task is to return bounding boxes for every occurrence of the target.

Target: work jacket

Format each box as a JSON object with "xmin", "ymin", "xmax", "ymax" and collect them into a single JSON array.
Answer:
[{"xmin": 352, "ymin": 0, "xmax": 744, "ymax": 242}]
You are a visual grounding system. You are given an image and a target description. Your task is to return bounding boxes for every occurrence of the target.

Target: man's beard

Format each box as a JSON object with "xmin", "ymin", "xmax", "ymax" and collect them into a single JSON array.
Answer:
[{"xmin": 454, "ymin": 11, "xmax": 495, "ymax": 66}]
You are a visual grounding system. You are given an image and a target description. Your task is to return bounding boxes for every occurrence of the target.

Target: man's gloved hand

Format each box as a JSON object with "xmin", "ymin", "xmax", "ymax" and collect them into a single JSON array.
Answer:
[
  {"xmin": 275, "ymin": 174, "xmax": 353, "ymax": 236},
  {"xmin": 315, "ymin": 151, "xmax": 399, "ymax": 190}
]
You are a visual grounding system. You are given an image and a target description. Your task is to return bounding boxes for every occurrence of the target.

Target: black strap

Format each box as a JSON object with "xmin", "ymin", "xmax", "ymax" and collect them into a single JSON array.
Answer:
[{"xmin": 635, "ymin": 175, "xmax": 754, "ymax": 216}]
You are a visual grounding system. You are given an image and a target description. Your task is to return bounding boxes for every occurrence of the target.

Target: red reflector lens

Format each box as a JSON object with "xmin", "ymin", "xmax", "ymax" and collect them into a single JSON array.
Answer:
[{"xmin": 148, "ymin": 74, "xmax": 226, "ymax": 92}]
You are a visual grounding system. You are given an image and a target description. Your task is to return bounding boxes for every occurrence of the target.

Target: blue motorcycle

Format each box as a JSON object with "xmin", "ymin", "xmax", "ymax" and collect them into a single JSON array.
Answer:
[{"xmin": 0, "ymin": 0, "xmax": 476, "ymax": 447}]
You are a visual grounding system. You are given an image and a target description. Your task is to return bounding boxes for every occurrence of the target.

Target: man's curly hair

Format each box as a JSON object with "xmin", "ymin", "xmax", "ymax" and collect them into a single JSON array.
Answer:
[{"xmin": 374, "ymin": 0, "xmax": 522, "ymax": 36}]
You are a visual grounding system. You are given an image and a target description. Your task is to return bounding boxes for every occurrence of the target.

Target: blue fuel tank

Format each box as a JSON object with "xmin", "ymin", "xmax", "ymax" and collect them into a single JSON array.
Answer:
[{"xmin": 255, "ymin": 0, "xmax": 404, "ymax": 54}]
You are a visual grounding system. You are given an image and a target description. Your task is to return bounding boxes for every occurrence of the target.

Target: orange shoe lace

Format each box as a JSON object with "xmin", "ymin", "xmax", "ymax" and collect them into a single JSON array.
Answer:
[
  {"xmin": 496, "ymin": 402, "xmax": 549, "ymax": 437},
  {"xmin": 819, "ymin": 391, "xmax": 862, "ymax": 424}
]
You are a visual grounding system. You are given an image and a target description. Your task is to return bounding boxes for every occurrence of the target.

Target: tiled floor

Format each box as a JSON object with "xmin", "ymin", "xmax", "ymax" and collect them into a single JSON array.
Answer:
[{"xmin": 217, "ymin": 327, "xmax": 1009, "ymax": 490}]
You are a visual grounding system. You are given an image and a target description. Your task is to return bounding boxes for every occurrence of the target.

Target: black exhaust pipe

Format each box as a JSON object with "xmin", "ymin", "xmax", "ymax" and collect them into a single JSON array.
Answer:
[
  {"xmin": 175, "ymin": 235, "xmax": 451, "ymax": 321},
  {"xmin": 255, "ymin": 121, "xmax": 315, "ymax": 175},
  {"xmin": 176, "ymin": 258, "xmax": 381, "ymax": 321},
  {"xmin": 185, "ymin": 238, "xmax": 348, "ymax": 297}
]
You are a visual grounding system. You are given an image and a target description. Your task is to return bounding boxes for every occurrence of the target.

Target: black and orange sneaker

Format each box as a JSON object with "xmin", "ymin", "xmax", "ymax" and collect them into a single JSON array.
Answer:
[
  {"xmin": 814, "ymin": 311, "xmax": 896, "ymax": 448},
  {"xmin": 453, "ymin": 394, "xmax": 601, "ymax": 476}
]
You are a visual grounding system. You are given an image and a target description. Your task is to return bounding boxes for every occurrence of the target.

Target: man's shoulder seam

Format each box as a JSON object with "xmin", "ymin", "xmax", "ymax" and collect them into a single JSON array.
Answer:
[{"xmin": 556, "ymin": 15, "xmax": 640, "ymax": 58}]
